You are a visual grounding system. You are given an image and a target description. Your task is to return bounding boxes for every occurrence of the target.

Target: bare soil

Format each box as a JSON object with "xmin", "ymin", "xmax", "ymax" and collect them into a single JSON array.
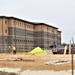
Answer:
[{"xmin": 0, "ymin": 52, "xmax": 74, "ymax": 71}]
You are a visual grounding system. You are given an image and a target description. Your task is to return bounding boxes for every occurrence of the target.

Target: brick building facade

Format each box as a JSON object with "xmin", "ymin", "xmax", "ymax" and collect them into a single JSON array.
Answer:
[{"xmin": 0, "ymin": 16, "xmax": 61, "ymax": 52}]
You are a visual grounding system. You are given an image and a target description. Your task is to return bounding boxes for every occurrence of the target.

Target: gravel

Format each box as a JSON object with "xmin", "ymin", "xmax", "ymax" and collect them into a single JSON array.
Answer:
[
  {"xmin": 0, "ymin": 68, "xmax": 73, "ymax": 75},
  {"xmin": 0, "ymin": 68, "xmax": 21, "ymax": 73},
  {"xmin": 20, "ymin": 70, "xmax": 72, "ymax": 75}
]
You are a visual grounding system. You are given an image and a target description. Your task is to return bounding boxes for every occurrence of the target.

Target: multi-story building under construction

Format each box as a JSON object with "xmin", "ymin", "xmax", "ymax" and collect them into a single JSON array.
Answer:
[{"xmin": 0, "ymin": 16, "xmax": 61, "ymax": 53}]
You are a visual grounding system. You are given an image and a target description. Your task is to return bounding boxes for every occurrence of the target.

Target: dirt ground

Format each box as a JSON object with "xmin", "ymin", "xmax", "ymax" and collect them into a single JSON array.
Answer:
[{"xmin": 0, "ymin": 52, "xmax": 74, "ymax": 71}]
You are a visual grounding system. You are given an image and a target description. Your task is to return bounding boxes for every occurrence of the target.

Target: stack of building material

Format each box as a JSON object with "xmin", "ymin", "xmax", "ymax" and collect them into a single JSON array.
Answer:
[
  {"xmin": 29, "ymin": 47, "xmax": 48, "ymax": 55},
  {"xmin": 44, "ymin": 60, "xmax": 70, "ymax": 65}
]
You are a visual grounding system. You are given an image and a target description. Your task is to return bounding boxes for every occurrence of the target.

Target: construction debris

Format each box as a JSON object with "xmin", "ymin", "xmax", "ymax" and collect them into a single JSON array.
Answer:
[
  {"xmin": 0, "ymin": 57, "xmax": 35, "ymax": 62},
  {"xmin": 44, "ymin": 60, "xmax": 70, "ymax": 65}
]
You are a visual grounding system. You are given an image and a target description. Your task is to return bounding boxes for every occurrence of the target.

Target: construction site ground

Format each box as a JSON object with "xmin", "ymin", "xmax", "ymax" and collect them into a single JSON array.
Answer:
[{"xmin": 0, "ymin": 52, "xmax": 74, "ymax": 71}]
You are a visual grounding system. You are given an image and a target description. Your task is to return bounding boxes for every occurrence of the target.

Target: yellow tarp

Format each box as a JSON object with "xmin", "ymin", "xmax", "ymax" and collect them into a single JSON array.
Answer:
[{"xmin": 29, "ymin": 47, "xmax": 48, "ymax": 55}]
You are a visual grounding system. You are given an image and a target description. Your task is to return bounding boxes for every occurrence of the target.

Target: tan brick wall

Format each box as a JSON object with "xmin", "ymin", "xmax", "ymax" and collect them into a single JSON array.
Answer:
[
  {"xmin": 26, "ymin": 23, "xmax": 34, "ymax": 31},
  {"xmin": 0, "ymin": 19, "xmax": 2, "ymax": 35},
  {"xmin": 0, "ymin": 18, "xmax": 8, "ymax": 36},
  {"xmin": 34, "ymin": 25, "xmax": 42, "ymax": 31},
  {"xmin": 42, "ymin": 25, "xmax": 47, "ymax": 32},
  {"xmin": 8, "ymin": 19, "xmax": 34, "ymax": 31},
  {"xmin": 0, "ymin": 16, "xmax": 61, "ymax": 51},
  {"xmin": 58, "ymin": 31, "xmax": 61, "ymax": 37},
  {"xmin": 3, "ymin": 18, "xmax": 8, "ymax": 36},
  {"xmin": 8, "ymin": 19, "xmax": 13, "ymax": 27}
]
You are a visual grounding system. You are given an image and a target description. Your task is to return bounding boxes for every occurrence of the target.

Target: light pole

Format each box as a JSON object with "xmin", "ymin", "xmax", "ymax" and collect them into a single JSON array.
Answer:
[
  {"xmin": 14, "ymin": 20, "xmax": 16, "ymax": 49},
  {"xmin": 24, "ymin": 22, "xmax": 26, "ymax": 50},
  {"xmin": 72, "ymin": 51, "xmax": 74, "ymax": 75},
  {"xmin": 71, "ymin": 37, "xmax": 74, "ymax": 75},
  {"xmin": 2, "ymin": 18, "xmax": 4, "ymax": 53}
]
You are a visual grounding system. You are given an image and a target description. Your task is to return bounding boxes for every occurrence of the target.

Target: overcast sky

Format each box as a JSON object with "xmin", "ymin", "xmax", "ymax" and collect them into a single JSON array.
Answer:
[{"xmin": 0, "ymin": 0, "xmax": 75, "ymax": 44}]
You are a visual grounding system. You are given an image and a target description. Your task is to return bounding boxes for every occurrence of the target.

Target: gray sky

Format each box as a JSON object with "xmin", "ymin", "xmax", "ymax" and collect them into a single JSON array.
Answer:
[{"xmin": 0, "ymin": 0, "xmax": 75, "ymax": 43}]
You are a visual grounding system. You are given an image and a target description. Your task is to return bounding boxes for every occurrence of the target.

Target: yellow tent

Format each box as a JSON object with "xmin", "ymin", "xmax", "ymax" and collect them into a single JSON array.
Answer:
[{"xmin": 29, "ymin": 47, "xmax": 48, "ymax": 55}]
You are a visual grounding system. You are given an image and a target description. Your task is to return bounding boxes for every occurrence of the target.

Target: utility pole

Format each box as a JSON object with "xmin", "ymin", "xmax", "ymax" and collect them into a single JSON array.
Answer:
[
  {"xmin": 69, "ymin": 40, "xmax": 71, "ymax": 54},
  {"xmin": 72, "ymin": 51, "xmax": 74, "ymax": 75},
  {"xmin": 71, "ymin": 37, "xmax": 74, "ymax": 75},
  {"xmin": 72, "ymin": 37, "xmax": 74, "ymax": 47}
]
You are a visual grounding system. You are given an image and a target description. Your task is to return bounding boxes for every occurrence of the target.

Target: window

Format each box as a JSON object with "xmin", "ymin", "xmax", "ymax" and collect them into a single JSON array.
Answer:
[
  {"xmin": 5, "ymin": 21, "xmax": 7, "ymax": 24},
  {"xmin": 18, "ymin": 22, "xmax": 19, "ymax": 25},
  {"xmin": 18, "ymin": 40, "xmax": 19, "ymax": 42},
  {"xmin": 52, "ymin": 34, "xmax": 55, "ymax": 38},
  {"xmin": 14, "ymin": 39, "xmax": 15, "ymax": 42},
  {"xmin": 5, "ymin": 29, "xmax": 7, "ymax": 33},
  {"xmin": 20, "ymin": 23, "xmax": 21, "ymax": 26},
  {"xmin": 52, "ymin": 29, "xmax": 54, "ymax": 33},
  {"xmin": 33, "ymin": 26, "xmax": 35, "ymax": 29},
  {"xmin": 13, "ymin": 21, "xmax": 16, "ymax": 25},
  {"xmin": 5, "ymin": 39, "xmax": 7, "ymax": 42}
]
